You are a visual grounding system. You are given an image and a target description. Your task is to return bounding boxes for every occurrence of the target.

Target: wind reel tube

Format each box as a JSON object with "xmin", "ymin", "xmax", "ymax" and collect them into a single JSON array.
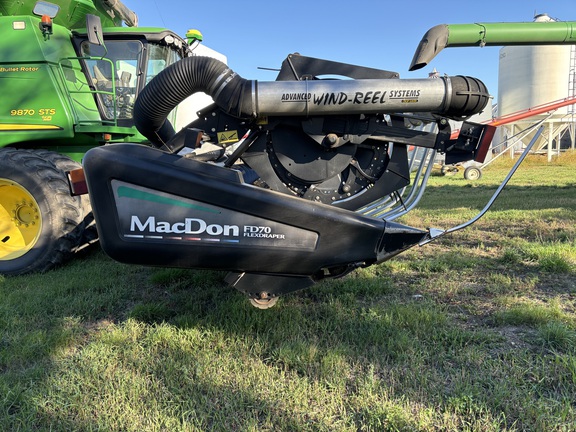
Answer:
[{"xmin": 134, "ymin": 56, "xmax": 489, "ymax": 147}]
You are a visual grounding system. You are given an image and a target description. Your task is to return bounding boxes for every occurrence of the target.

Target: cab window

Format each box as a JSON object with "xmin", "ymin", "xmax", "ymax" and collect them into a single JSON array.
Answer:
[{"xmin": 80, "ymin": 40, "xmax": 143, "ymax": 120}]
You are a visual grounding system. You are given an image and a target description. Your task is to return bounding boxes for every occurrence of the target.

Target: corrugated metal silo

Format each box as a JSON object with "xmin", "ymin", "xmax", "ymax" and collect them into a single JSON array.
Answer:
[{"xmin": 496, "ymin": 14, "xmax": 576, "ymax": 159}]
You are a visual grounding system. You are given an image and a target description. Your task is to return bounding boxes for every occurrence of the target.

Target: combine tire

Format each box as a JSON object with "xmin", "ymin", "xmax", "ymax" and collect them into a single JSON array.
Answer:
[
  {"xmin": 34, "ymin": 150, "xmax": 98, "ymax": 248},
  {"xmin": 0, "ymin": 148, "xmax": 85, "ymax": 275}
]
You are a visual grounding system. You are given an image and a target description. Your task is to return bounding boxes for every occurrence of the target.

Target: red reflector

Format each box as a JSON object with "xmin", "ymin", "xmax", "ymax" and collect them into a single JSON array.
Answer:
[
  {"xmin": 67, "ymin": 168, "xmax": 88, "ymax": 196},
  {"xmin": 474, "ymin": 125, "xmax": 497, "ymax": 163}
]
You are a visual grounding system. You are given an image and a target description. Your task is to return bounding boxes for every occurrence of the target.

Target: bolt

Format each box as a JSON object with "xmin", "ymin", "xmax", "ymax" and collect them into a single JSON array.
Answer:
[{"xmin": 326, "ymin": 133, "xmax": 338, "ymax": 145}]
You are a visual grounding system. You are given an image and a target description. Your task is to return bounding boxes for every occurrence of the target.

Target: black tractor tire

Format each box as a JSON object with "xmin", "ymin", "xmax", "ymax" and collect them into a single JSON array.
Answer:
[
  {"xmin": 34, "ymin": 150, "xmax": 99, "ymax": 249},
  {"xmin": 0, "ymin": 148, "xmax": 85, "ymax": 276}
]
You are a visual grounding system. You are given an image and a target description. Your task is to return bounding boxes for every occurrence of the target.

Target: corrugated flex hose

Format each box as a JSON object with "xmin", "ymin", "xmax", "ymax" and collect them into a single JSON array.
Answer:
[{"xmin": 134, "ymin": 56, "xmax": 252, "ymax": 147}]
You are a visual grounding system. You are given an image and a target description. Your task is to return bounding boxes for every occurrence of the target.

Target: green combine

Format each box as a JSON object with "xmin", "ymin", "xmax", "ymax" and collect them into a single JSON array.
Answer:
[{"xmin": 0, "ymin": 0, "xmax": 199, "ymax": 275}]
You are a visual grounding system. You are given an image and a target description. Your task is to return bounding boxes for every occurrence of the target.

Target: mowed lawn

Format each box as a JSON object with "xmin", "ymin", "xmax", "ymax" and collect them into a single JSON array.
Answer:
[{"xmin": 1, "ymin": 152, "xmax": 576, "ymax": 431}]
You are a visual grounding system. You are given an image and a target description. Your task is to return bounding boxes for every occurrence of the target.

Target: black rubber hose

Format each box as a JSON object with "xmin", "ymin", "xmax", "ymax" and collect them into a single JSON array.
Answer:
[{"xmin": 134, "ymin": 56, "xmax": 253, "ymax": 147}]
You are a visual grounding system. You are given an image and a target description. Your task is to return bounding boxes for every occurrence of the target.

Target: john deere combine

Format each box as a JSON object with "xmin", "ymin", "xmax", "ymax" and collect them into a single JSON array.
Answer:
[{"xmin": 0, "ymin": 0, "xmax": 201, "ymax": 275}]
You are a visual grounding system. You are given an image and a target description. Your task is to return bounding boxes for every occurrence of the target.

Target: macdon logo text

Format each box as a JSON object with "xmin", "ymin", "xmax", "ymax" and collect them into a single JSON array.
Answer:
[
  {"xmin": 130, "ymin": 215, "xmax": 286, "ymax": 239},
  {"xmin": 131, "ymin": 215, "xmax": 239, "ymax": 236}
]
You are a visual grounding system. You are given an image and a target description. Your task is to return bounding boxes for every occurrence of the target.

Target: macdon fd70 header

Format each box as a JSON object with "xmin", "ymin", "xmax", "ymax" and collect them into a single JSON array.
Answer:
[
  {"xmin": 72, "ymin": 49, "xmax": 494, "ymax": 308},
  {"xmin": 74, "ymin": 16, "xmax": 576, "ymax": 308}
]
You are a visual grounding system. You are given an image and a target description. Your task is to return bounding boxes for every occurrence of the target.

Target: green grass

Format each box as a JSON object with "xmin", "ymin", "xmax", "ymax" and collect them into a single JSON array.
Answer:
[{"xmin": 1, "ymin": 152, "xmax": 576, "ymax": 431}]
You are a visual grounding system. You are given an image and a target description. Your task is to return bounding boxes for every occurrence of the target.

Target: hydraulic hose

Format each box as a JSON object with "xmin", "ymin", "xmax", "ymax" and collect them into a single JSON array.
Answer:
[{"xmin": 134, "ymin": 56, "xmax": 489, "ymax": 147}]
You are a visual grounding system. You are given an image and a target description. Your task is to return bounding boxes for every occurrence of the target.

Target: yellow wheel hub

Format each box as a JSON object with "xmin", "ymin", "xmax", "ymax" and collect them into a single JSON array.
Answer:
[{"xmin": 0, "ymin": 178, "xmax": 42, "ymax": 260}]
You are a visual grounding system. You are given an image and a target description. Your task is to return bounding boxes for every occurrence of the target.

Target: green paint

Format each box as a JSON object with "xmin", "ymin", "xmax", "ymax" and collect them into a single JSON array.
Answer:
[{"xmin": 446, "ymin": 22, "xmax": 576, "ymax": 46}]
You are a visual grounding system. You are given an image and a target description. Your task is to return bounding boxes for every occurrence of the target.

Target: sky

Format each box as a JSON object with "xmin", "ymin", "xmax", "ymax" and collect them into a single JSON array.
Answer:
[{"xmin": 121, "ymin": 0, "xmax": 576, "ymax": 101}]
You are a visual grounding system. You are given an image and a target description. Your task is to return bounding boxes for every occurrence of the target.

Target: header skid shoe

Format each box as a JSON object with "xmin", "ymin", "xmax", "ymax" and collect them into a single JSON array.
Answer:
[{"xmin": 82, "ymin": 144, "xmax": 428, "ymax": 302}]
